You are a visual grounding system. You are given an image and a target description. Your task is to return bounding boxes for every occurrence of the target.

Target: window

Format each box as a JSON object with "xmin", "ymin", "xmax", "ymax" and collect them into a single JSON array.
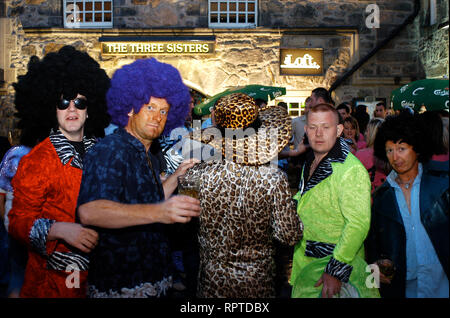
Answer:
[
  {"xmin": 208, "ymin": 0, "xmax": 257, "ymax": 28},
  {"xmin": 288, "ymin": 102, "xmax": 301, "ymax": 117},
  {"xmin": 275, "ymin": 97, "xmax": 309, "ymax": 118},
  {"xmin": 64, "ymin": 0, "xmax": 113, "ymax": 28}
]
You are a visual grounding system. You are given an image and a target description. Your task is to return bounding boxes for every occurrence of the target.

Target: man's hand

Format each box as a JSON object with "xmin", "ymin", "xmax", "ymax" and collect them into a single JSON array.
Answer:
[
  {"xmin": 315, "ymin": 272, "xmax": 342, "ymax": 298},
  {"xmin": 372, "ymin": 259, "xmax": 395, "ymax": 284},
  {"xmin": 48, "ymin": 222, "xmax": 99, "ymax": 253},
  {"xmin": 172, "ymin": 158, "xmax": 200, "ymax": 179},
  {"xmin": 157, "ymin": 195, "xmax": 201, "ymax": 224},
  {"xmin": 289, "ymin": 140, "xmax": 309, "ymax": 157},
  {"xmin": 378, "ymin": 272, "xmax": 392, "ymax": 285},
  {"xmin": 162, "ymin": 158, "xmax": 200, "ymax": 199}
]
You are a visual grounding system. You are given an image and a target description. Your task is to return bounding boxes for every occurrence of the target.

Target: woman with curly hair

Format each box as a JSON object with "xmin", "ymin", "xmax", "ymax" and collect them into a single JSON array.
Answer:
[
  {"xmin": 367, "ymin": 112, "xmax": 448, "ymax": 298},
  {"xmin": 7, "ymin": 45, "xmax": 111, "ymax": 297}
]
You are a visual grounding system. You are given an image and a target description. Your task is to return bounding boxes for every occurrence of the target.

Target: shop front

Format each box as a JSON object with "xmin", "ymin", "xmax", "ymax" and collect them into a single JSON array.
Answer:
[
  {"xmin": 1, "ymin": 0, "xmax": 448, "ymax": 140},
  {"xmin": 6, "ymin": 26, "xmax": 359, "ymax": 122}
]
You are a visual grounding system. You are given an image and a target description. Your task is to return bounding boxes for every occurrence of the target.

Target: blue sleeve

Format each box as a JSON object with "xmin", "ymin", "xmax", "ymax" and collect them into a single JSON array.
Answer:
[{"xmin": 0, "ymin": 146, "xmax": 31, "ymax": 192}]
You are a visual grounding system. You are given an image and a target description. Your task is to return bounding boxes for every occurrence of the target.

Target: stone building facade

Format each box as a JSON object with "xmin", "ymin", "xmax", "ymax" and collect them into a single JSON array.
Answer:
[{"xmin": 0, "ymin": 0, "xmax": 448, "ymax": 139}]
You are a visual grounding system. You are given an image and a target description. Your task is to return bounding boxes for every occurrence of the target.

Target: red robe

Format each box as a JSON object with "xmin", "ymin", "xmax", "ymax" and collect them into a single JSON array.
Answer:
[{"xmin": 8, "ymin": 137, "xmax": 88, "ymax": 298}]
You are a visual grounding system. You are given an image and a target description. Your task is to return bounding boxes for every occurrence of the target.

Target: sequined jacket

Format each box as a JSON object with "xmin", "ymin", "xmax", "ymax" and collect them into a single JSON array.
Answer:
[
  {"xmin": 8, "ymin": 131, "xmax": 95, "ymax": 298},
  {"xmin": 0, "ymin": 145, "xmax": 31, "ymax": 230}
]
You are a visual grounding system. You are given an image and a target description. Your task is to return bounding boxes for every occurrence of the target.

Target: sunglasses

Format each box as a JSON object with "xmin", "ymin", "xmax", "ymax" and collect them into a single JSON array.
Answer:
[{"xmin": 58, "ymin": 97, "xmax": 87, "ymax": 110}]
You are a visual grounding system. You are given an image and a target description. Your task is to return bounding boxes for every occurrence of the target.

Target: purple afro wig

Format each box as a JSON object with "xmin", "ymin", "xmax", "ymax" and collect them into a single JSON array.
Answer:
[{"xmin": 106, "ymin": 58, "xmax": 190, "ymax": 136}]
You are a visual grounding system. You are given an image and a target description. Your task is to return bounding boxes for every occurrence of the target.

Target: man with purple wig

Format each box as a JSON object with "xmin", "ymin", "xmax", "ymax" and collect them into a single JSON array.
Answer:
[{"xmin": 76, "ymin": 58, "xmax": 201, "ymax": 298}]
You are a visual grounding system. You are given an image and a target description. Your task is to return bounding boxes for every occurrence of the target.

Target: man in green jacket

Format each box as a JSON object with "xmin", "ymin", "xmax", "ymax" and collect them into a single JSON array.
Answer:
[{"xmin": 290, "ymin": 103, "xmax": 379, "ymax": 298}]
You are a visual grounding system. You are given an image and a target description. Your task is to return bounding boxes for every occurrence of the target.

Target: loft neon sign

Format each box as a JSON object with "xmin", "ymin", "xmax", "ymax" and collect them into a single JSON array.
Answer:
[
  {"xmin": 281, "ymin": 54, "xmax": 321, "ymax": 69},
  {"xmin": 280, "ymin": 48, "xmax": 324, "ymax": 76}
]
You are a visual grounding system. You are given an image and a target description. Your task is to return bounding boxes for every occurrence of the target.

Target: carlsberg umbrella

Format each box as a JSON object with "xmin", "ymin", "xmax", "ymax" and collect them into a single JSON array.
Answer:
[
  {"xmin": 390, "ymin": 79, "xmax": 449, "ymax": 112},
  {"xmin": 194, "ymin": 85, "xmax": 286, "ymax": 116}
]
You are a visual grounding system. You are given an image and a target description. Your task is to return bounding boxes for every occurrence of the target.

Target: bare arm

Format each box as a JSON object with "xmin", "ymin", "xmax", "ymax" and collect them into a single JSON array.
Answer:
[
  {"xmin": 78, "ymin": 195, "xmax": 200, "ymax": 229},
  {"xmin": 279, "ymin": 140, "xmax": 309, "ymax": 159}
]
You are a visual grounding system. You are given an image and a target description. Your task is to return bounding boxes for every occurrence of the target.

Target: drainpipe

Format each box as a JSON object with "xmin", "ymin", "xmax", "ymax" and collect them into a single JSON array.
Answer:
[{"xmin": 328, "ymin": 0, "xmax": 420, "ymax": 93}]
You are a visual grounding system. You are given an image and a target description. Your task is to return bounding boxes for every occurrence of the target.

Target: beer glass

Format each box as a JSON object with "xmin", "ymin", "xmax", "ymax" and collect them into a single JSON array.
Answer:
[{"xmin": 177, "ymin": 175, "xmax": 200, "ymax": 199}]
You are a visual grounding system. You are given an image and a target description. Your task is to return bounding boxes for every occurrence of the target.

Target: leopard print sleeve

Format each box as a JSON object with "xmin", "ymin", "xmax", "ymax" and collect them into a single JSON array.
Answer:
[{"xmin": 269, "ymin": 169, "xmax": 303, "ymax": 245}]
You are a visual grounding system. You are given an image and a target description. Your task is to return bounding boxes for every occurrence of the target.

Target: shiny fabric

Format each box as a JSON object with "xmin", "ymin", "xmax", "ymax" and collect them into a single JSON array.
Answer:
[
  {"xmin": 367, "ymin": 160, "xmax": 449, "ymax": 298},
  {"xmin": 185, "ymin": 160, "xmax": 302, "ymax": 298},
  {"xmin": 8, "ymin": 133, "xmax": 92, "ymax": 298},
  {"xmin": 0, "ymin": 145, "xmax": 31, "ymax": 230},
  {"xmin": 158, "ymin": 130, "xmax": 187, "ymax": 175},
  {"xmin": 290, "ymin": 139, "xmax": 379, "ymax": 298},
  {"xmin": 0, "ymin": 145, "xmax": 31, "ymax": 193}
]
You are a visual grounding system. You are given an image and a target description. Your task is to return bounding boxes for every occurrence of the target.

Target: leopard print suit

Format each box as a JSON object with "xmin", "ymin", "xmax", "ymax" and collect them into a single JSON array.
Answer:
[{"xmin": 184, "ymin": 160, "xmax": 303, "ymax": 298}]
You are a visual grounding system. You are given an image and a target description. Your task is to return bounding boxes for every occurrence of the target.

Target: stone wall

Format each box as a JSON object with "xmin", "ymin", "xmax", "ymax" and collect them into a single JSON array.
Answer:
[
  {"xmin": 1, "ymin": 29, "xmax": 357, "ymax": 98},
  {"xmin": 10, "ymin": 0, "xmax": 418, "ymax": 31},
  {"xmin": 417, "ymin": 0, "xmax": 449, "ymax": 78},
  {"xmin": 0, "ymin": 27, "xmax": 359, "ymax": 138},
  {"xmin": 114, "ymin": 0, "xmax": 207, "ymax": 28},
  {"xmin": 8, "ymin": 0, "xmax": 208, "ymax": 28},
  {"xmin": 334, "ymin": 0, "xmax": 449, "ymax": 103},
  {"xmin": 0, "ymin": 13, "xmax": 25, "ymax": 138},
  {"xmin": 1, "ymin": 0, "xmax": 447, "ymax": 138},
  {"xmin": 7, "ymin": 0, "xmax": 62, "ymax": 27},
  {"xmin": 3, "ymin": 0, "xmax": 422, "ymax": 86}
]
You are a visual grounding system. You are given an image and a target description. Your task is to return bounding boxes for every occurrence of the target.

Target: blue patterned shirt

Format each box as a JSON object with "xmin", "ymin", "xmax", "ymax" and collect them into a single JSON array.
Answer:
[{"xmin": 77, "ymin": 128, "xmax": 173, "ymax": 297}]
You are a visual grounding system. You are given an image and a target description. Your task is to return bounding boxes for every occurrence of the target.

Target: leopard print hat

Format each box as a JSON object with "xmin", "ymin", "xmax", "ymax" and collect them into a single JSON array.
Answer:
[
  {"xmin": 186, "ymin": 93, "xmax": 292, "ymax": 166},
  {"xmin": 214, "ymin": 93, "xmax": 259, "ymax": 129}
]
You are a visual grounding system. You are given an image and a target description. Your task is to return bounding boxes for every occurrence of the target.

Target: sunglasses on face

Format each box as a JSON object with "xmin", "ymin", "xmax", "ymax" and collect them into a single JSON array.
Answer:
[{"xmin": 58, "ymin": 97, "xmax": 87, "ymax": 110}]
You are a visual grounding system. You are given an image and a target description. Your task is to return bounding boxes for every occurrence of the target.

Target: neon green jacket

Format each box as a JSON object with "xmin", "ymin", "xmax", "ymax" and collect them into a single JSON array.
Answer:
[{"xmin": 290, "ymin": 138, "xmax": 380, "ymax": 298}]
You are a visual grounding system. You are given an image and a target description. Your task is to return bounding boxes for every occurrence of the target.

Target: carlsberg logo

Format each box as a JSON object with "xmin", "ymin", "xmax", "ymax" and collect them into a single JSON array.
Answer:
[{"xmin": 434, "ymin": 89, "xmax": 449, "ymax": 96}]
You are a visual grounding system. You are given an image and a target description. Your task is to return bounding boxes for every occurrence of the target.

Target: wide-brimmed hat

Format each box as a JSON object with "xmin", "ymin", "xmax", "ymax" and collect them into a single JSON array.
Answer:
[{"xmin": 186, "ymin": 93, "xmax": 292, "ymax": 166}]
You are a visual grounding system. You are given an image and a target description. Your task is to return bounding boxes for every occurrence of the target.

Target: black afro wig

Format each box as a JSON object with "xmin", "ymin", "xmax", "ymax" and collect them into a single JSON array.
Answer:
[{"xmin": 13, "ymin": 45, "xmax": 110, "ymax": 143}]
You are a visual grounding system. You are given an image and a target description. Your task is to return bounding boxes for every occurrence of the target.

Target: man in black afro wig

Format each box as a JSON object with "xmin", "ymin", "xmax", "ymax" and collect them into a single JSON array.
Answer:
[
  {"xmin": 7, "ymin": 46, "xmax": 110, "ymax": 298},
  {"xmin": 13, "ymin": 45, "xmax": 111, "ymax": 140}
]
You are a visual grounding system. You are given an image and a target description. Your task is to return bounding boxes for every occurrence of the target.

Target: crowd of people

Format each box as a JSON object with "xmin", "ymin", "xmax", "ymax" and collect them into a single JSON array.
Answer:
[{"xmin": 0, "ymin": 46, "xmax": 448, "ymax": 299}]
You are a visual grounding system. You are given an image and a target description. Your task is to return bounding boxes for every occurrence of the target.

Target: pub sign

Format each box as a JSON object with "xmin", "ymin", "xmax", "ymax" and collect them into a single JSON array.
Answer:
[{"xmin": 280, "ymin": 48, "xmax": 324, "ymax": 76}]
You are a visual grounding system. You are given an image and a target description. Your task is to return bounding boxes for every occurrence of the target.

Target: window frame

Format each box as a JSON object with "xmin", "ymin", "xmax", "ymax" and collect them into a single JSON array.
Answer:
[
  {"xmin": 63, "ymin": 0, "xmax": 113, "ymax": 29},
  {"xmin": 208, "ymin": 0, "xmax": 258, "ymax": 29},
  {"xmin": 275, "ymin": 97, "xmax": 308, "ymax": 118}
]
